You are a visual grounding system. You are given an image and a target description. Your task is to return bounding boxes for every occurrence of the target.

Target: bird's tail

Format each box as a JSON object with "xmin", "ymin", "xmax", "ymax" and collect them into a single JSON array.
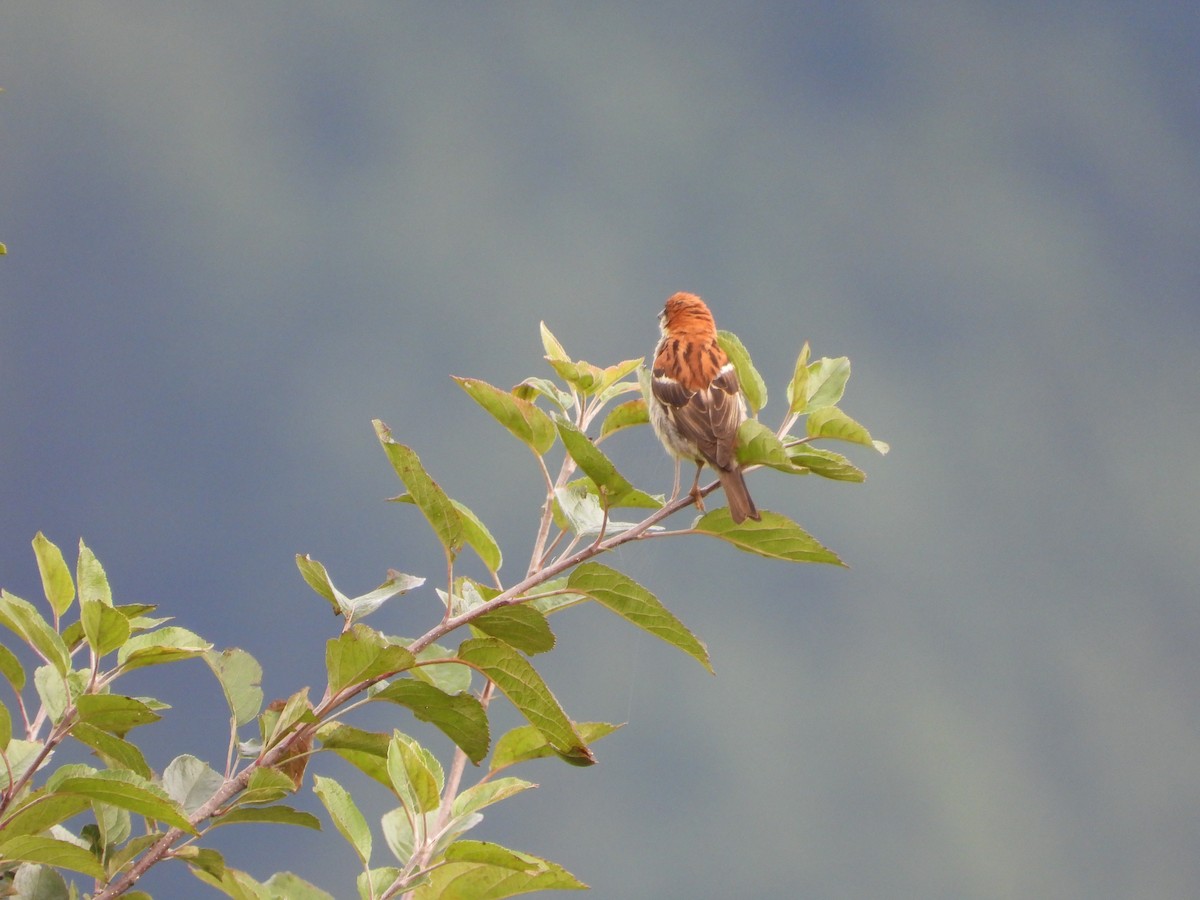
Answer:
[{"xmin": 718, "ymin": 467, "xmax": 760, "ymax": 524}]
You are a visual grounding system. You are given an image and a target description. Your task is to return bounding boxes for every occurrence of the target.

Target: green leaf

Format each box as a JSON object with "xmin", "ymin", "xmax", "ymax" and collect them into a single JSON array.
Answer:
[
  {"xmin": 298, "ymin": 559, "xmax": 424, "ymax": 622},
  {"xmin": 567, "ymin": 562, "xmax": 712, "ymax": 672},
  {"xmin": 263, "ymin": 687, "xmax": 314, "ymax": 749},
  {"xmin": 692, "ymin": 508, "xmax": 845, "ymax": 565},
  {"xmin": 806, "ymin": 406, "xmax": 889, "ymax": 453},
  {"xmin": 598, "ymin": 398, "xmax": 649, "ymax": 441},
  {"xmin": 237, "ymin": 767, "xmax": 296, "ymax": 806},
  {"xmin": 457, "ymin": 638, "xmax": 594, "ymax": 766},
  {"xmin": 174, "ymin": 845, "xmax": 226, "ymax": 879},
  {"xmin": 33, "ymin": 532, "xmax": 74, "ymax": 617},
  {"xmin": 787, "ymin": 445, "xmax": 866, "ymax": 482},
  {"xmin": 0, "ymin": 701, "xmax": 8, "ymax": 750},
  {"xmin": 717, "ymin": 330, "xmax": 767, "ymax": 415},
  {"xmin": 555, "ymin": 418, "xmax": 662, "ymax": 509},
  {"xmin": 512, "ymin": 376, "xmax": 573, "ymax": 412},
  {"xmin": 0, "ymin": 740, "xmax": 46, "ymax": 792},
  {"xmin": 204, "ymin": 648, "xmax": 264, "ymax": 727},
  {"xmin": 392, "ymin": 639, "xmax": 466, "ymax": 694},
  {"xmin": 785, "ymin": 341, "xmax": 811, "ymax": 414},
  {"xmin": 75, "ymin": 539, "xmax": 112, "ymax": 607},
  {"xmin": 326, "ymin": 626, "xmax": 416, "ymax": 693},
  {"xmin": 81, "ymin": 599, "xmax": 131, "ymax": 657},
  {"xmin": 358, "ymin": 867, "xmax": 409, "ymax": 900},
  {"xmin": 262, "ymin": 872, "xmax": 335, "ymax": 900},
  {"xmin": 313, "ymin": 774, "xmax": 371, "ymax": 866},
  {"xmin": 12, "ymin": 863, "xmax": 71, "ymax": 900},
  {"xmin": 94, "ymin": 795, "xmax": 133, "ymax": 849},
  {"xmin": 316, "ymin": 723, "xmax": 392, "ymax": 788},
  {"xmin": 211, "ymin": 805, "xmax": 322, "ymax": 831},
  {"xmin": 451, "ymin": 777, "xmax": 536, "ymax": 819},
  {"xmin": 0, "ymin": 790, "xmax": 91, "ymax": 837},
  {"xmin": 0, "ymin": 835, "xmax": 106, "ymax": 879},
  {"xmin": 163, "ymin": 754, "xmax": 225, "ymax": 816},
  {"xmin": 34, "ymin": 664, "xmax": 73, "ymax": 723},
  {"xmin": 443, "ymin": 840, "xmax": 556, "ymax": 870},
  {"xmin": 453, "ymin": 377, "xmax": 557, "ymax": 456},
  {"xmin": 735, "ymin": 419, "xmax": 803, "ymax": 472},
  {"xmin": 295, "ymin": 554, "xmax": 343, "ymax": 613},
  {"xmin": 594, "ymin": 361, "xmax": 645, "ymax": 405},
  {"xmin": 471, "ymin": 606, "xmax": 555, "ymax": 655},
  {"xmin": 374, "ymin": 421, "xmax": 465, "ymax": 555},
  {"xmin": 539, "ymin": 321, "xmax": 570, "ymax": 364},
  {"xmin": 0, "ymin": 590, "xmax": 70, "ymax": 675},
  {"xmin": 0, "ymin": 642, "xmax": 26, "ymax": 691},
  {"xmin": 452, "ymin": 500, "xmax": 503, "ymax": 574},
  {"xmin": 380, "ymin": 806, "xmax": 420, "ymax": 864},
  {"xmin": 387, "ymin": 732, "xmax": 443, "ymax": 815},
  {"xmin": 54, "ymin": 770, "xmax": 195, "ymax": 833},
  {"xmin": 190, "ymin": 864, "xmax": 269, "ymax": 900},
  {"xmin": 411, "ymin": 850, "xmax": 587, "ymax": 898},
  {"xmin": 372, "ymin": 679, "xmax": 490, "ymax": 765},
  {"xmin": 801, "ymin": 356, "xmax": 851, "ymax": 411},
  {"xmin": 553, "ymin": 484, "xmax": 664, "ymax": 538},
  {"xmin": 116, "ymin": 626, "xmax": 211, "ymax": 671},
  {"xmin": 365, "ymin": 572, "xmax": 425, "ymax": 615},
  {"xmin": 75, "ymin": 694, "xmax": 162, "ymax": 735},
  {"xmin": 69, "ymin": 723, "xmax": 152, "ymax": 777}
]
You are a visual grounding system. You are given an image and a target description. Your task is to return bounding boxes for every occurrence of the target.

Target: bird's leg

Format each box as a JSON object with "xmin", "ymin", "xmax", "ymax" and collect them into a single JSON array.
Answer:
[
  {"xmin": 669, "ymin": 457, "xmax": 682, "ymax": 502},
  {"xmin": 688, "ymin": 462, "xmax": 706, "ymax": 512}
]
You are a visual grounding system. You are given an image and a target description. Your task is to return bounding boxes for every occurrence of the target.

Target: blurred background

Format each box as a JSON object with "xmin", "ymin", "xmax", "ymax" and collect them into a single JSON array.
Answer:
[{"xmin": 3, "ymin": 4, "xmax": 1199, "ymax": 898}]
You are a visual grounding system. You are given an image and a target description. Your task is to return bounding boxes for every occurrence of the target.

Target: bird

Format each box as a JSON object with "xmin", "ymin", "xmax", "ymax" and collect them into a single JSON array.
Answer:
[{"xmin": 650, "ymin": 292, "xmax": 761, "ymax": 524}]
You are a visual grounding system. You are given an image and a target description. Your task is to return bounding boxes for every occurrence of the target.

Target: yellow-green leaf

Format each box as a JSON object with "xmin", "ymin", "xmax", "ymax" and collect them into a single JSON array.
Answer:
[
  {"xmin": 693, "ymin": 508, "xmax": 845, "ymax": 565},
  {"xmin": 787, "ymin": 445, "xmax": 866, "ymax": 482},
  {"xmin": 373, "ymin": 679, "xmax": 490, "ymax": 765},
  {"xmin": 210, "ymin": 805, "xmax": 322, "ymax": 831},
  {"xmin": 81, "ymin": 599, "xmax": 131, "ymax": 657},
  {"xmin": 374, "ymin": 421, "xmax": 465, "ymax": 556},
  {"xmin": 204, "ymin": 648, "xmax": 264, "ymax": 727},
  {"xmin": 453, "ymin": 377, "xmax": 557, "ymax": 456},
  {"xmin": 295, "ymin": 554, "xmax": 343, "ymax": 613},
  {"xmin": 76, "ymin": 539, "xmax": 112, "ymax": 607},
  {"xmin": 70, "ymin": 723, "xmax": 152, "ymax": 778},
  {"xmin": 805, "ymin": 406, "xmax": 888, "ymax": 453},
  {"xmin": 471, "ymin": 606, "xmax": 555, "ymax": 655},
  {"xmin": 735, "ymin": 420, "xmax": 802, "ymax": 472},
  {"xmin": 801, "ymin": 356, "xmax": 850, "ymax": 411},
  {"xmin": 555, "ymin": 418, "xmax": 661, "ymax": 509},
  {"xmin": 567, "ymin": 563, "xmax": 711, "ymax": 673},
  {"xmin": 717, "ymin": 330, "xmax": 767, "ymax": 415},
  {"xmin": 785, "ymin": 341, "xmax": 811, "ymax": 414},
  {"xmin": 33, "ymin": 532, "xmax": 74, "ymax": 617},
  {"xmin": 386, "ymin": 732, "xmax": 442, "ymax": 814},
  {"xmin": 117, "ymin": 626, "xmax": 211, "ymax": 671},
  {"xmin": 313, "ymin": 774, "xmax": 371, "ymax": 866},
  {"xmin": 316, "ymin": 723, "xmax": 391, "ymax": 788},
  {"xmin": 539, "ymin": 321, "xmax": 570, "ymax": 363},
  {"xmin": 458, "ymin": 638, "xmax": 594, "ymax": 765},
  {"xmin": 75, "ymin": 694, "xmax": 162, "ymax": 736},
  {"xmin": 452, "ymin": 500, "xmax": 503, "ymax": 574},
  {"xmin": 0, "ymin": 590, "xmax": 70, "ymax": 675},
  {"xmin": 326, "ymin": 625, "xmax": 416, "ymax": 693},
  {"xmin": 451, "ymin": 776, "xmax": 536, "ymax": 819},
  {"xmin": 598, "ymin": 398, "xmax": 649, "ymax": 441},
  {"xmin": 0, "ymin": 835, "xmax": 106, "ymax": 879},
  {"xmin": 411, "ymin": 853, "xmax": 587, "ymax": 898},
  {"xmin": 54, "ymin": 770, "xmax": 195, "ymax": 833}
]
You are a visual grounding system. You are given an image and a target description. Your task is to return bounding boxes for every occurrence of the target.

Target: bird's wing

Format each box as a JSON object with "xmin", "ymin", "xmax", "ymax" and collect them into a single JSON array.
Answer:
[{"xmin": 656, "ymin": 364, "xmax": 743, "ymax": 470}]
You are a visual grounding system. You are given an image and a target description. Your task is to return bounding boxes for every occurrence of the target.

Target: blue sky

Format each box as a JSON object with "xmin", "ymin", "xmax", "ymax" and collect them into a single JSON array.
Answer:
[{"xmin": 3, "ymin": 5, "xmax": 1199, "ymax": 897}]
